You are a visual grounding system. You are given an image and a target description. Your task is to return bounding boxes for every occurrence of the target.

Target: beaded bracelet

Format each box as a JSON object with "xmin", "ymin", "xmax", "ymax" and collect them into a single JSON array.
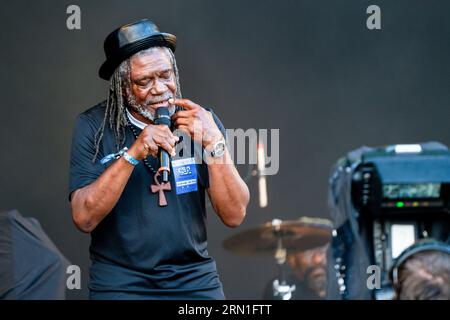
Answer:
[{"xmin": 100, "ymin": 147, "xmax": 139, "ymax": 166}]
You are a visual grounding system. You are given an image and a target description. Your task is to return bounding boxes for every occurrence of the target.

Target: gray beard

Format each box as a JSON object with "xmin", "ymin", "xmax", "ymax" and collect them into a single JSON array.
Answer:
[{"xmin": 126, "ymin": 93, "xmax": 176, "ymax": 122}]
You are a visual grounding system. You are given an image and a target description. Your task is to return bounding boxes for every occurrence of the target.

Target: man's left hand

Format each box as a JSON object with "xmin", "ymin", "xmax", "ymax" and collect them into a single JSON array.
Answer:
[{"xmin": 170, "ymin": 98, "xmax": 223, "ymax": 148}]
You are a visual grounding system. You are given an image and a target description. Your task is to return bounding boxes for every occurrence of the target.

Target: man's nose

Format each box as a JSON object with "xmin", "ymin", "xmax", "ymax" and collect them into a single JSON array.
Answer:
[{"xmin": 150, "ymin": 79, "xmax": 167, "ymax": 95}]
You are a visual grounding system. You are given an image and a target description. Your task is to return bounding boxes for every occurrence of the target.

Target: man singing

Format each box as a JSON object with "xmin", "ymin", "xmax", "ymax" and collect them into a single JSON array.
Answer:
[{"xmin": 68, "ymin": 19, "xmax": 249, "ymax": 299}]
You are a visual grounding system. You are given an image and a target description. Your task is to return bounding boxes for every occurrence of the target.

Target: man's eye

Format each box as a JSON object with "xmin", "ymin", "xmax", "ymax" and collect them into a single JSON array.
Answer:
[
  {"xmin": 160, "ymin": 72, "xmax": 171, "ymax": 79},
  {"xmin": 138, "ymin": 81, "xmax": 149, "ymax": 87}
]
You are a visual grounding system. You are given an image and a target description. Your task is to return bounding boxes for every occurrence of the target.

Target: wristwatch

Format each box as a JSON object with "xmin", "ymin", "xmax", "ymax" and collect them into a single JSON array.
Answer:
[{"xmin": 207, "ymin": 137, "xmax": 227, "ymax": 158}]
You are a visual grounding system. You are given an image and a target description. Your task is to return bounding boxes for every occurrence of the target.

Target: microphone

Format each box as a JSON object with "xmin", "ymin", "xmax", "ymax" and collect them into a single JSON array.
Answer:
[
  {"xmin": 154, "ymin": 107, "xmax": 172, "ymax": 182},
  {"xmin": 257, "ymin": 143, "xmax": 268, "ymax": 208}
]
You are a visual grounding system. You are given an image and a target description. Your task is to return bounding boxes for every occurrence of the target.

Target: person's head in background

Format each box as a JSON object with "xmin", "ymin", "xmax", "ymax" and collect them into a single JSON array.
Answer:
[
  {"xmin": 394, "ymin": 248, "xmax": 450, "ymax": 300},
  {"xmin": 287, "ymin": 244, "xmax": 328, "ymax": 297}
]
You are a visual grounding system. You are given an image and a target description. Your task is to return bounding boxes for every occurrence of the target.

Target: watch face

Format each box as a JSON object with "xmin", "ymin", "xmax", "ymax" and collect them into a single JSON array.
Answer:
[{"xmin": 212, "ymin": 140, "xmax": 226, "ymax": 157}]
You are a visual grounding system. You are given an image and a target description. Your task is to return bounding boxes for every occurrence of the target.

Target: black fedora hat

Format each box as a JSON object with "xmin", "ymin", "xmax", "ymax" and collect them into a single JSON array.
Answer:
[{"xmin": 99, "ymin": 19, "xmax": 176, "ymax": 80}]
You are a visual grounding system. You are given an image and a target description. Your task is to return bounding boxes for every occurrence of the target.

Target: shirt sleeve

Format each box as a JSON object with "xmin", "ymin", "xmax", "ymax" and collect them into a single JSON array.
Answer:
[
  {"xmin": 207, "ymin": 108, "xmax": 227, "ymax": 140},
  {"xmin": 68, "ymin": 114, "xmax": 105, "ymax": 201},
  {"xmin": 197, "ymin": 108, "xmax": 227, "ymax": 190}
]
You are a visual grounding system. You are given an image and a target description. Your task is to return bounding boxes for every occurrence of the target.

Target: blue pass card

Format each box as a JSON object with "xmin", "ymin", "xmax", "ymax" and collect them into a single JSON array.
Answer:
[{"xmin": 171, "ymin": 157, "xmax": 198, "ymax": 195}]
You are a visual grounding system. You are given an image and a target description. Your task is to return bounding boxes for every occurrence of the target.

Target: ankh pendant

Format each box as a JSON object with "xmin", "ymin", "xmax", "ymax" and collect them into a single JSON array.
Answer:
[{"xmin": 150, "ymin": 171, "xmax": 172, "ymax": 207}]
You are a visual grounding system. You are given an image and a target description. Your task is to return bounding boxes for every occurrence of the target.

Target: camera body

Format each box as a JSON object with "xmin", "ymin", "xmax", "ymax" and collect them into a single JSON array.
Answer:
[
  {"xmin": 327, "ymin": 142, "xmax": 450, "ymax": 299},
  {"xmin": 351, "ymin": 145, "xmax": 450, "ymax": 298}
]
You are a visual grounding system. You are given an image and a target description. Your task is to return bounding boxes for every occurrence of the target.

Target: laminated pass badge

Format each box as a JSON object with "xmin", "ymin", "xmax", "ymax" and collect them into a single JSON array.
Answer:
[{"xmin": 172, "ymin": 157, "xmax": 198, "ymax": 195}]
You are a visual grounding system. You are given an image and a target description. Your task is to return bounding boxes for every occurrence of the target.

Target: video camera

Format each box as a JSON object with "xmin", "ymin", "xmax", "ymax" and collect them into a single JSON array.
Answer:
[{"xmin": 327, "ymin": 142, "xmax": 450, "ymax": 300}]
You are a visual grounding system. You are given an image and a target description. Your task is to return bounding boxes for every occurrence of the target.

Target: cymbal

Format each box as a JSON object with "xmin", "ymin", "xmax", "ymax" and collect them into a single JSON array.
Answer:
[{"xmin": 223, "ymin": 217, "xmax": 333, "ymax": 256}]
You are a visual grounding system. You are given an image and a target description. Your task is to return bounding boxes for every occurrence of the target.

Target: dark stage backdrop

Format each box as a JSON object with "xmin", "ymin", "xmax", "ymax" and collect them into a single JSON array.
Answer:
[{"xmin": 0, "ymin": 0, "xmax": 449, "ymax": 299}]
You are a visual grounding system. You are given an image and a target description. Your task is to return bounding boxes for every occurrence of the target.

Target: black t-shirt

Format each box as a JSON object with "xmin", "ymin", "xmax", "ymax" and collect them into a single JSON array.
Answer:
[{"xmin": 69, "ymin": 101, "xmax": 226, "ymax": 298}]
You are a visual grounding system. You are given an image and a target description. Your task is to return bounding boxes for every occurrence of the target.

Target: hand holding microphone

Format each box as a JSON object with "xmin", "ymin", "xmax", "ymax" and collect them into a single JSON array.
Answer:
[{"xmin": 127, "ymin": 109, "xmax": 179, "ymax": 171}]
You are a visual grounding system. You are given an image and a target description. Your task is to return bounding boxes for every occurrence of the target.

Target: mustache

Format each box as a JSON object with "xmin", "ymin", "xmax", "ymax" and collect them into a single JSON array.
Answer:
[{"xmin": 144, "ymin": 92, "xmax": 174, "ymax": 106}]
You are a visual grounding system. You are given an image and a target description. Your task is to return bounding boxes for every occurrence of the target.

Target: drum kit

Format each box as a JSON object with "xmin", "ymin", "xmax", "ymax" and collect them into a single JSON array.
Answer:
[{"xmin": 223, "ymin": 216, "xmax": 333, "ymax": 300}]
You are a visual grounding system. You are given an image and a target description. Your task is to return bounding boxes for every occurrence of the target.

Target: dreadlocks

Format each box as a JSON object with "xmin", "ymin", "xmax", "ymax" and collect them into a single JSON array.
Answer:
[{"xmin": 92, "ymin": 47, "xmax": 182, "ymax": 162}]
